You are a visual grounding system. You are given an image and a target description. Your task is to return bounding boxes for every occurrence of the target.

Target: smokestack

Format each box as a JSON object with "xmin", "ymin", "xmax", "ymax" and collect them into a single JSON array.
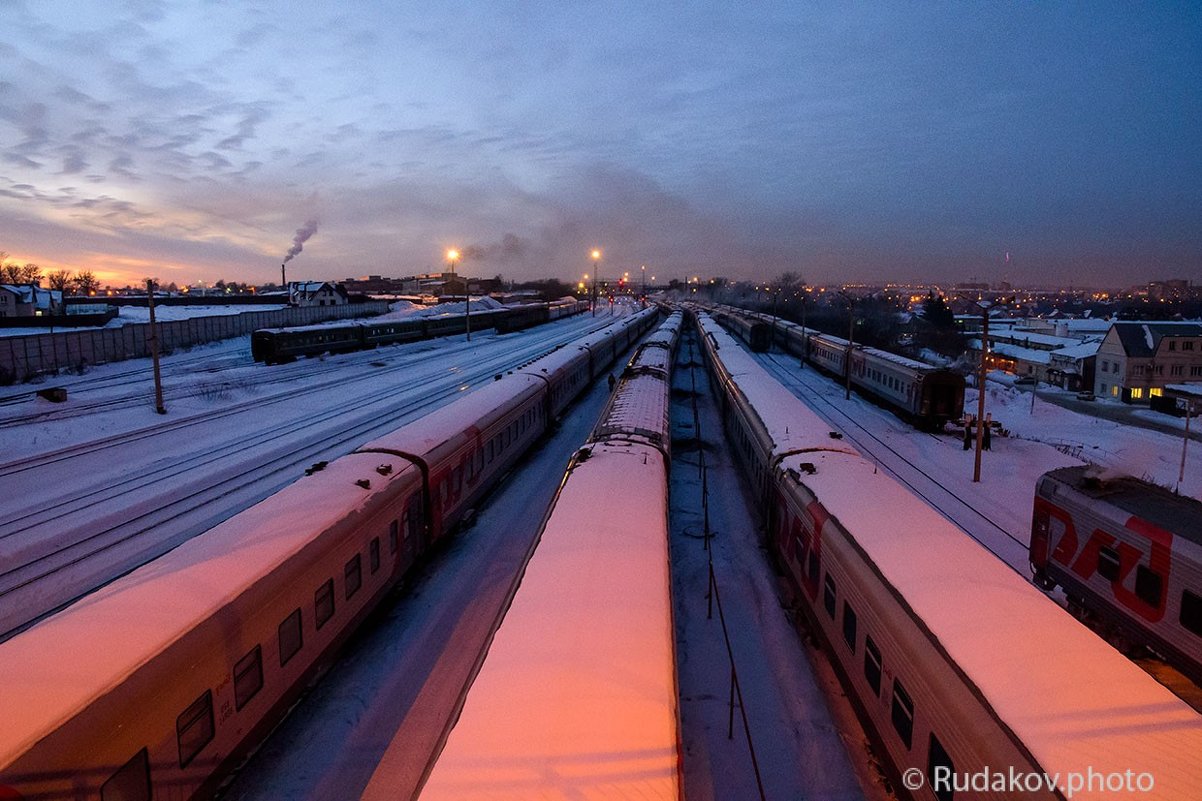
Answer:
[{"xmin": 281, "ymin": 262, "xmax": 287, "ymax": 292}]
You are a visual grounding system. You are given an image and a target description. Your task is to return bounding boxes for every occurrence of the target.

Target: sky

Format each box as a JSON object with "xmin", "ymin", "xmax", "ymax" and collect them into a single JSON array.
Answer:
[{"xmin": 0, "ymin": 1, "xmax": 1199, "ymax": 289}]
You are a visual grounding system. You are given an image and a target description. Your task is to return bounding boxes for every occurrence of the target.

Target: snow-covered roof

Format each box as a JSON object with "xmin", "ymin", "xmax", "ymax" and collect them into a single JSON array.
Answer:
[
  {"xmin": 1111, "ymin": 321, "xmax": 1202, "ymax": 358},
  {"xmin": 418, "ymin": 444, "xmax": 678, "ymax": 800},
  {"xmin": 1048, "ymin": 340, "xmax": 1101, "ymax": 360}
]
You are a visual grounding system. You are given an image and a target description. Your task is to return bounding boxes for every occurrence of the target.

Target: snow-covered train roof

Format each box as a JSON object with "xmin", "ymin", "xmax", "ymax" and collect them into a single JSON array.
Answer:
[
  {"xmin": 697, "ymin": 313, "xmax": 856, "ymax": 460},
  {"xmin": 778, "ymin": 449, "xmax": 1202, "ymax": 793},
  {"xmin": 590, "ymin": 373, "xmax": 671, "ymax": 452},
  {"xmin": 417, "ymin": 443, "xmax": 678, "ymax": 800},
  {"xmin": 0, "ymin": 451, "xmax": 420, "ymax": 766},
  {"xmin": 1042, "ymin": 465, "xmax": 1202, "ymax": 546},
  {"xmin": 628, "ymin": 312, "xmax": 682, "ymax": 374}
]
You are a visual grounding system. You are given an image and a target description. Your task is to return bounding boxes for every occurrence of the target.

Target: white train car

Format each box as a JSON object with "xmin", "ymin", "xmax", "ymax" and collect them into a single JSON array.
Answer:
[
  {"xmin": 695, "ymin": 311, "xmax": 1202, "ymax": 801},
  {"xmin": 0, "ymin": 309, "xmax": 660, "ymax": 801},
  {"xmin": 416, "ymin": 316, "xmax": 682, "ymax": 800}
]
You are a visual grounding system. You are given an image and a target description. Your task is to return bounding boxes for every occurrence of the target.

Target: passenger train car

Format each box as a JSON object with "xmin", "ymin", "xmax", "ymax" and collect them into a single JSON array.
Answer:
[
  {"xmin": 416, "ymin": 312, "xmax": 683, "ymax": 800},
  {"xmin": 712, "ymin": 304, "xmax": 964, "ymax": 429},
  {"xmin": 1031, "ymin": 465, "xmax": 1202, "ymax": 686},
  {"xmin": 694, "ymin": 310, "xmax": 1202, "ymax": 801},
  {"xmin": 251, "ymin": 298, "xmax": 588, "ymax": 364},
  {"xmin": 0, "ymin": 308, "xmax": 658, "ymax": 801}
]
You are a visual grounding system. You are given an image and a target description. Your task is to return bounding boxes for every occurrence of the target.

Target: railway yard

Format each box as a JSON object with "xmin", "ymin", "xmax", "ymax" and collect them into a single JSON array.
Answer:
[{"xmin": 2, "ymin": 302, "xmax": 1201, "ymax": 800}]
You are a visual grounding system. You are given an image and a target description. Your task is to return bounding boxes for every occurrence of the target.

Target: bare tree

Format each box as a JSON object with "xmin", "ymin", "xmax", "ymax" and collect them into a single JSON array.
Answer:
[
  {"xmin": 47, "ymin": 269, "xmax": 73, "ymax": 293},
  {"xmin": 17, "ymin": 263, "xmax": 42, "ymax": 284},
  {"xmin": 74, "ymin": 271, "xmax": 101, "ymax": 295},
  {"xmin": 0, "ymin": 263, "xmax": 21, "ymax": 284}
]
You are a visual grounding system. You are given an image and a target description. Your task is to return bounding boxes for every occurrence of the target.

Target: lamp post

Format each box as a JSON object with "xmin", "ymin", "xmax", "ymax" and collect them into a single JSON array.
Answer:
[
  {"xmin": 799, "ymin": 288, "xmax": 810, "ymax": 365},
  {"xmin": 590, "ymin": 249, "xmax": 601, "ymax": 316},
  {"xmin": 447, "ymin": 249, "xmax": 470, "ymax": 341},
  {"xmin": 839, "ymin": 291, "xmax": 856, "ymax": 400},
  {"xmin": 1180, "ymin": 397, "xmax": 1197, "ymax": 492},
  {"xmin": 146, "ymin": 278, "xmax": 166, "ymax": 414}
]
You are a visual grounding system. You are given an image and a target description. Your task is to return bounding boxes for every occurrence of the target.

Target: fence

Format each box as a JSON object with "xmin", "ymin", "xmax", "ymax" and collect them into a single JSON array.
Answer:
[{"xmin": 0, "ymin": 302, "xmax": 390, "ymax": 383}]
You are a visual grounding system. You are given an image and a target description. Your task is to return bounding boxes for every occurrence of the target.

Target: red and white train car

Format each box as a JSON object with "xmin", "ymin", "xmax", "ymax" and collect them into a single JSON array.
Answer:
[
  {"xmin": 0, "ymin": 309, "xmax": 659, "ymax": 801},
  {"xmin": 1032, "ymin": 465, "xmax": 1202, "ymax": 686},
  {"xmin": 695, "ymin": 311, "xmax": 1202, "ymax": 801},
  {"xmin": 414, "ymin": 313, "xmax": 683, "ymax": 800}
]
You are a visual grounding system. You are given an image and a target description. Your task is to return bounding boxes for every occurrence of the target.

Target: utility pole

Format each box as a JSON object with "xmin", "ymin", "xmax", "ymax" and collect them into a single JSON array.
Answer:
[
  {"xmin": 1180, "ymin": 397, "xmax": 1196, "ymax": 492},
  {"xmin": 973, "ymin": 301, "xmax": 993, "ymax": 482},
  {"xmin": 842, "ymin": 292, "xmax": 855, "ymax": 400},
  {"xmin": 147, "ymin": 278, "xmax": 166, "ymax": 415}
]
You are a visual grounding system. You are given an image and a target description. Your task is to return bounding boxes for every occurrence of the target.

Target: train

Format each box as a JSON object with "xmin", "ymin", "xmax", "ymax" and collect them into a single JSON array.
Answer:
[
  {"xmin": 251, "ymin": 298, "xmax": 589, "ymax": 364},
  {"xmin": 415, "ymin": 312, "xmax": 683, "ymax": 800},
  {"xmin": 711, "ymin": 304, "xmax": 964, "ymax": 429},
  {"xmin": 0, "ymin": 307, "xmax": 659, "ymax": 801},
  {"xmin": 1031, "ymin": 465, "xmax": 1202, "ymax": 686},
  {"xmin": 694, "ymin": 310, "xmax": 1202, "ymax": 801}
]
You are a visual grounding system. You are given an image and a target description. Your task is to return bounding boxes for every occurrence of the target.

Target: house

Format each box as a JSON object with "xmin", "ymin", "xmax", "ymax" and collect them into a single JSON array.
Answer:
[
  {"xmin": 288, "ymin": 281, "xmax": 349, "ymax": 307},
  {"xmin": 0, "ymin": 284, "xmax": 62, "ymax": 317},
  {"xmin": 1094, "ymin": 322, "xmax": 1202, "ymax": 403}
]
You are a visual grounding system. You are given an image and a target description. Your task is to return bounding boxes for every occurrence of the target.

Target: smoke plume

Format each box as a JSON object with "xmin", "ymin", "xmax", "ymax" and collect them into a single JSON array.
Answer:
[{"xmin": 283, "ymin": 218, "xmax": 319, "ymax": 263}]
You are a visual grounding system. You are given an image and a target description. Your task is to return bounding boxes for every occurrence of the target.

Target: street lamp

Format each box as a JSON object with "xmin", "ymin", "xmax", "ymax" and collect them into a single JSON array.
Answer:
[
  {"xmin": 971, "ymin": 298, "xmax": 997, "ymax": 483},
  {"xmin": 447, "ymin": 249, "xmax": 470, "ymax": 341},
  {"xmin": 590, "ymin": 249, "xmax": 601, "ymax": 316}
]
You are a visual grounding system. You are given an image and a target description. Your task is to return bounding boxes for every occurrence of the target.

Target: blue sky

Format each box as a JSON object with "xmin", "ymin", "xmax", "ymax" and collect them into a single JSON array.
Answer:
[{"xmin": 1, "ymin": 1, "xmax": 1199, "ymax": 288}]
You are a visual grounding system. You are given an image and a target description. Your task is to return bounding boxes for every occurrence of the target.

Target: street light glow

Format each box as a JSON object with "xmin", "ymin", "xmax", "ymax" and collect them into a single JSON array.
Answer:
[
  {"xmin": 446, "ymin": 249, "xmax": 459, "ymax": 262},
  {"xmin": 591, "ymin": 249, "xmax": 601, "ymax": 260}
]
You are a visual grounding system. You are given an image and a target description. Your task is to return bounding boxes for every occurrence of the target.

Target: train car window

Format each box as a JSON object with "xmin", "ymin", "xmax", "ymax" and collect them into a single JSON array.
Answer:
[
  {"xmin": 279, "ymin": 609, "xmax": 303, "ymax": 666},
  {"xmin": 345, "ymin": 554, "xmax": 362, "ymax": 600},
  {"xmin": 823, "ymin": 574, "xmax": 837, "ymax": 618},
  {"xmin": 454, "ymin": 466, "xmax": 463, "ymax": 494},
  {"xmin": 370, "ymin": 537, "xmax": 381, "ymax": 573},
  {"xmin": 891, "ymin": 680, "xmax": 915, "ymax": 749},
  {"xmin": 807, "ymin": 547, "xmax": 820, "ymax": 585},
  {"xmin": 927, "ymin": 734, "xmax": 955, "ymax": 801},
  {"xmin": 234, "ymin": 645, "xmax": 264, "ymax": 711},
  {"xmin": 1135, "ymin": 566, "xmax": 1162, "ymax": 606},
  {"xmin": 1181, "ymin": 590, "xmax": 1202, "ymax": 636},
  {"xmin": 864, "ymin": 636, "xmax": 882, "ymax": 695},
  {"xmin": 1097, "ymin": 547, "xmax": 1120, "ymax": 581},
  {"xmin": 101, "ymin": 748, "xmax": 151, "ymax": 801},
  {"xmin": 842, "ymin": 601, "xmax": 858, "ymax": 650},
  {"xmin": 477, "ymin": 449, "xmax": 484, "ymax": 472},
  {"xmin": 406, "ymin": 494, "xmax": 422, "ymax": 544},
  {"xmin": 315, "ymin": 579, "xmax": 335, "ymax": 629},
  {"xmin": 176, "ymin": 690, "xmax": 215, "ymax": 768}
]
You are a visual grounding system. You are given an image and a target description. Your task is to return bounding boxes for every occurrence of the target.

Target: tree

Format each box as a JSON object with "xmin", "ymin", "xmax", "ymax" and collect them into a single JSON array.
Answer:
[
  {"xmin": 47, "ymin": 270, "xmax": 73, "ymax": 293},
  {"xmin": 914, "ymin": 292, "xmax": 964, "ymax": 357},
  {"xmin": 0, "ymin": 263, "xmax": 21, "ymax": 284},
  {"xmin": 17, "ymin": 263, "xmax": 42, "ymax": 284},
  {"xmin": 919, "ymin": 292, "xmax": 955, "ymax": 329},
  {"xmin": 74, "ymin": 271, "xmax": 101, "ymax": 296}
]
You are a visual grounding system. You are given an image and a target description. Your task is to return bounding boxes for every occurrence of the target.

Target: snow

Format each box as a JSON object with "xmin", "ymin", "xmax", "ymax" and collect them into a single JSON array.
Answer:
[
  {"xmin": 417, "ymin": 445, "xmax": 678, "ymax": 801},
  {"xmin": 1144, "ymin": 324, "xmax": 1155, "ymax": 351},
  {"xmin": 0, "ymin": 303, "xmax": 290, "ymax": 336}
]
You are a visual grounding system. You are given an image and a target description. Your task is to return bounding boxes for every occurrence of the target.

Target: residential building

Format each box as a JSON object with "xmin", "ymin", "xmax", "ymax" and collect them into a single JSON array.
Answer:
[
  {"xmin": 1094, "ymin": 322, "xmax": 1202, "ymax": 403},
  {"xmin": 288, "ymin": 281, "xmax": 349, "ymax": 307}
]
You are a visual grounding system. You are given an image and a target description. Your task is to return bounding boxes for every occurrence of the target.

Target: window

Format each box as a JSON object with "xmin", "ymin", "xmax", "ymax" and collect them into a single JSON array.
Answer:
[
  {"xmin": 389, "ymin": 519, "xmax": 399, "ymax": 553},
  {"xmin": 1101, "ymin": 360, "xmax": 1109, "ymax": 372},
  {"xmin": 234, "ymin": 645, "xmax": 264, "ymax": 710},
  {"xmin": 345, "ymin": 554, "xmax": 362, "ymax": 599},
  {"xmin": 1097, "ymin": 547, "xmax": 1120, "ymax": 581},
  {"xmin": 1172, "ymin": 365, "xmax": 1184, "ymax": 376},
  {"xmin": 1192, "ymin": 366, "xmax": 1202, "ymax": 377},
  {"xmin": 102, "ymin": 749, "xmax": 151, "ymax": 801},
  {"xmin": 279, "ymin": 609, "xmax": 303, "ymax": 666},
  {"xmin": 823, "ymin": 574, "xmax": 837, "ymax": 618},
  {"xmin": 1184, "ymin": 341, "xmax": 1195, "ymax": 351},
  {"xmin": 891, "ymin": 680, "xmax": 915, "ymax": 749},
  {"xmin": 806, "ymin": 547, "xmax": 820, "ymax": 585},
  {"xmin": 928, "ymin": 734, "xmax": 956, "ymax": 801},
  {"xmin": 1135, "ymin": 565, "xmax": 1162, "ymax": 606},
  {"xmin": 842, "ymin": 601, "xmax": 858, "ymax": 650},
  {"xmin": 864, "ymin": 636, "xmax": 882, "ymax": 695},
  {"xmin": 1150, "ymin": 387, "xmax": 1163, "ymax": 397},
  {"xmin": 1181, "ymin": 590, "xmax": 1202, "ymax": 637},
  {"xmin": 315, "ymin": 579, "xmax": 335, "ymax": 629},
  {"xmin": 370, "ymin": 537, "xmax": 381, "ymax": 574},
  {"xmin": 1169, "ymin": 340, "xmax": 1178, "ymax": 351},
  {"xmin": 176, "ymin": 690, "xmax": 215, "ymax": 768}
]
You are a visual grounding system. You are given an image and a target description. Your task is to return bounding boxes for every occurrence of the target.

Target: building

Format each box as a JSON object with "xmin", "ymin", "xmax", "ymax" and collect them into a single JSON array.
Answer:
[
  {"xmin": 965, "ymin": 326, "xmax": 1101, "ymax": 390},
  {"xmin": 0, "ymin": 284, "xmax": 63, "ymax": 317},
  {"xmin": 1095, "ymin": 322, "xmax": 1202, "ymax": 403},
  {"xmin": 288, "ymin": 281, "xmax": 349, "ymax": 307}
]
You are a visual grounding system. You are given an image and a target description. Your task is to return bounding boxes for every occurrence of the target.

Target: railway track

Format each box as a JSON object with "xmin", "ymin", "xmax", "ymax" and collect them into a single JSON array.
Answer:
[{"xmin": 0, "ymin": 314, "xmax": 622, "ymax": 641}]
